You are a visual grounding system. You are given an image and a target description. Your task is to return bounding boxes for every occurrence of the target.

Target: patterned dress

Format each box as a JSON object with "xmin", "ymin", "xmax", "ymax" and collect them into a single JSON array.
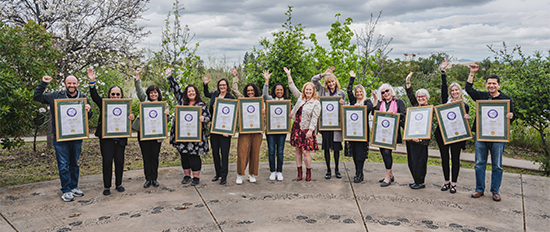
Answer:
[{"xmin": 290, "ymin": 105, "xmax": 319, "ymax": 151}]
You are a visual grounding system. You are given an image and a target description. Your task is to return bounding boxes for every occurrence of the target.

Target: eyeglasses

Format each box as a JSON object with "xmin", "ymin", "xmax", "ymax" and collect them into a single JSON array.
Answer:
[
  {"xmin": 218, "ymin": 84, "xmax": 227, "ymax": 87},
  {"xmin": 381, "ymin": 89, "xmax": 391, "ymax": 94},
  {"xmin": 416, "ymin": 95, "xmax": 426, "ymax": 99},
  {"xmin": 110, "ymin": 93, "xmax": 121, "ymax": 96}
]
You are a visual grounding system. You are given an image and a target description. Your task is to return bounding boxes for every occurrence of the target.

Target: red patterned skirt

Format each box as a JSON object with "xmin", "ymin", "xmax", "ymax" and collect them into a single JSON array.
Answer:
[{"xmin": 290, "ymin": 105, "xmax": 319, "ymax": 151}]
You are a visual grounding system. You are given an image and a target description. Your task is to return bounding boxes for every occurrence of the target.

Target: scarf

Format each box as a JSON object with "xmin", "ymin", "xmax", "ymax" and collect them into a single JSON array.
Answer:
[{"xmin": 380, "ymin": 99, "xmax": 398, "ymax": 113}]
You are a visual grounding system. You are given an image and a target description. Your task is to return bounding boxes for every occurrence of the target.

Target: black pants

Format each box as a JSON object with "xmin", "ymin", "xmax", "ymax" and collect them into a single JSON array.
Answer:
[
  {"xmin": 138, "ymin": 138, "xmax": 162, "ymax": 181},
  {"xmin": 406, "ymin": 142, "xmax": 428, "ymax": 184},
  {"xmin": 350, "ymin": 142, "xmax": 368, "ymax": 174},
  {"xmin": 181, "ymin": 153, "xmax": 202, "ymax": 171},
  {"xmin": 99, "ymin": 139, "xmax": 125, "ymax": 188},
  {"xmin": 210, "ymin": 134, "xmax": 231, "ymax": 177},
  {"xmin": 435, "ymin": 128, "xmax": 463, "ymax": 182},
  {"xmin": 379, "ymin": 148, "xmax": 393, "ymax": 170}
]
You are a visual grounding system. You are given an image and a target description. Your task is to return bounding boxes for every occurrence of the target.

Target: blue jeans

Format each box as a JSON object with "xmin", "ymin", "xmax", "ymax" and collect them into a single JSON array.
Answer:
[
  {"xmin": 474, "ymin": 139, "xmax": 505, "ymax": 193},
  {"xmin": 267, "ymin": 134, "xmax": 286, "ymax": 172},
  {"xmin": 53, "ymin": 138, "xmax": 83, "ymax": 193}
]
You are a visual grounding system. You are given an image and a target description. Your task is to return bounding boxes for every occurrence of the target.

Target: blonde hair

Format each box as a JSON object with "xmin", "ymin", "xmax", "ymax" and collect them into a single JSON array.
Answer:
[
  {"xmin": 354, "ymin": 84, "xmax": 366, "ymax": 105},
  {"xmin": 323, "ymin": 74, "xmax": 341, "ymax": 91},
  {"xmin": 448, "ymin": 82, "xmax": 464, "ymax": 102},
  {"xmin": 301, "ymin": 82, "xmax": 319, "ymax": 100}
]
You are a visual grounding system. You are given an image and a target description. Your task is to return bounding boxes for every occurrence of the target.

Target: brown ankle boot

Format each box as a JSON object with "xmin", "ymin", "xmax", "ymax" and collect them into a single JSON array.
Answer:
[
  {"xmin": 306, "ymin": 168, "xmax": 312, "ymax": 181},
  {"xmin": 297, "ymin": 167, "xmax": 303, "ymax": 180}
]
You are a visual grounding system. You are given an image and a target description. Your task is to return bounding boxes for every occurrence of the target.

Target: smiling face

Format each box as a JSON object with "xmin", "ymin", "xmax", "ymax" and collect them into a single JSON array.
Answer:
[
  {"xmin": 381, "ymin": 88, "xmax": 392, "ymax": 101},
  {"xmin": 149, "ymin": 90, "xmax": 159, "ymax": 101},
  {"xmin": 486, "ymin": 78, "xmax": 500, "ymax": 94},
  {"xmin": 109, "ymin": 87, "xmax": 122, "ymax": 99},
  {"xmin": 355, "ymin": 87, "xmax": 364, "ymax": 100},
  {"xmin": 64, "ymin": 75, "xmax": 79, "ymax": 96},
  {"xmin": 304, "ymin": 84, "xmax": 314, "ymax": 99},
  {"xmin": 274, "ymin": 85, "xmax": 284, "ymax": 98},
  {"xmin": 246, "ymin": 86, "xmax": 255, "ymax": 97},
  {"xmin": 450, "ymin": 85, "xmax": 461, "ymax": 101},
  {"xmin": 327, "ymin": 79, "xmax": 336, "ymax": 91},
  {"xmin": 218, "ymin": 80, "xmax": 228, "ymax": 94},
  {"xmin": 416, "ymin": 94, "xmax": 427, "ymax": 105},
  {"xmin": 187, "ymin": 87, "xmax": 196, "ymax": 101}
]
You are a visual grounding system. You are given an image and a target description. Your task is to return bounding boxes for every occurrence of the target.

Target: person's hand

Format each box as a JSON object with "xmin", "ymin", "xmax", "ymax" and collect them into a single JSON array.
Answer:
[
  {"xmin": 339, "ymin": 99, "xmax": 345, "ymax": 105},
  {"xmin": 464, "ymin": 114, "xmax": 470, "ymax": 120},
  {"xmin": 262, "ymin": 109, "xmax": 266, "ymax": 115},
  {"xmin": 306, "ymin": 130, "xmax": 313, "ymax": 139},
  {"xmin": 289, "ymin": 113, "xmax": 293, "ymax": 118},
  {"xmin": 413, "ymin": 138, "xmax": 421, "ymax": 142},
  {"xmin": 354, "ymin": 103, "xmax": 360, "ymax": 106},
  {"xmin": 470, "ymin": 64, "xmax": 479, "ymax": 74},
  {"xmin": 87, "ymin": 68, "xmax": 96, "ymax": 83},
  {"xmin": 440, "ymin": 59, "xmax": 450, "ymax": 71},
  {"xmin": 42, "ymin": 76, "xmax": 52, "ymax": 83},
  {"xmin": 406, "ymin": 72, "xmax": 414, "ymax": 83},
  {"xmin": 223, "ymin": 133, "xmax": 229, "ymax": 137},
  {"xmin": 128, "ymin": 114, "xmax": 135, "ymax": 121},
  {"xmin": 165, "ymin": 68, "xmax": 172, "ymax": 77},
  {"xmin": 231, "ymin": 68, "xmax": 238, "ymax": 78},
  {"xmin": 135, "ymin": 68, "xmax": 142, "ymax": 80},
  {"xmin": 85, "ymin": 104, "xmax": 91, "ymax": 112},
  {"xmin": 506, "ymin": 112, "xmax": 513, "ymax": 119},
  {"xmin": 284, "ymin": 67, "xmax": 291, "ymax": 77},
  {"xmin": 321, "ymin": 66, "xmax": 335, "ymax": 77},
  {"xmin": 263, "ymin": 70, "xmax": 271, "ymax": 84},
  {"xmin": 164, "ymin": 108, "xmax": 170, "ymax": 115},
  {"xmin": 371, "ymin": 89, "xmax": 378, "ymax": 101},
  {"xmin": 199, "ymin": 116, "xmax": 205, "ymax": 122},
  {"xmin": 204, "ymin": 74, "xmax": 211, "ymax": 85},
  {"xmin": 349, "ymin": 70, "xmax": 356, "ymax": 78}
]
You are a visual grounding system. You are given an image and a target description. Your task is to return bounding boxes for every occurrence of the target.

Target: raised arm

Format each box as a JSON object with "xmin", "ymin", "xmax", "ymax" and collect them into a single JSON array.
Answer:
[
  {"xmin": 440, "ymin": 59, "xmax": 449, "ymax": 103},
  {"xmin": 33, "ymin": 76, "xmax": 53, "ymax": 104},
  {"xmin": 262, "ymin": 70, "xmax": 273, "ymax": 101},
  {"xmin": 405, "ymin": 72, "xmax": 419, "ymax": 106},
  {"xmin": 465, "ymin": 64, "xmax": 482, "ymax": 101},
  {"xmin": 134, "ymin": 68, "xmax": 147, "ymax": 102},
  {"xmin": 87, "ymin": 68, "xmax": 102, "ymax": 107},
  {"xmin": 347, "ymin": 70, "xmax": 357, "ymax": 105},
  {"xmin": 284, "ymin": 67, "xmax": 301, "ymax": 99},
  {"xmin": 311, "ymin": 66, "xmax": 335, "ymax": 92},
  {"xmin": 231, "ymin": 68, "xmax": 244, "ymax": 98},
  {"xmin": 166, "ymin": 68, "xmax": 184, "ymax": 105},
  {"xmin": 203, "ymin": 74, "xmax": 213, "ymax": 98}
]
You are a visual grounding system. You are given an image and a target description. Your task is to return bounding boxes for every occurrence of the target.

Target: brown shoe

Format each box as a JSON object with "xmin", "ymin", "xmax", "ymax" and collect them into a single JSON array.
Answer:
[
  {"xmin": 471, "ymin": 191, "xmax": 484, "ymax": 198},
  {"xmin": 492, "ymin": 193, "xmax": 501, "ymax": 201}
]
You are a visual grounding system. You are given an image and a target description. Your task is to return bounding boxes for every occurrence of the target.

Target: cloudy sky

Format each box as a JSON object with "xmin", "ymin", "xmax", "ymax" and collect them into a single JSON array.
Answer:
[{"xmin": 137, "ymin": 0, "xmax": 550, "ymax": 65}]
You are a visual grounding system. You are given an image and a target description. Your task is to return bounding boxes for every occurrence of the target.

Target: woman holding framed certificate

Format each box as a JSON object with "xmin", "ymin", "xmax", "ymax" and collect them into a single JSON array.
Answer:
[
  {"xmin": 290, "ymin": 82, "xmax": 321, "ymax": 182},
  {"xmin": 312, "ymin": 66, "xmax": 346, "ymax": 179},
  {"xmin": 346, "ymin": 71, "xmax": 377, "ymax": 183},
  {"xmin": 405, "ymin": 72, "xmax": 432, "ymax": 189},
  {"xmin": 435, "ymin": 59, "xmax": 471, "ymax": 194},
  {"xmin": 262, "ymin": 67, "xmax": 302, "ymax": 181},
  {"xmin": 132, "ymin": 68, "xmax": 170, "ymax": 188},
  {"xmin": 167, "ymin": 69, "xmax": 211, "ymax": 186},
  {"xmin": 373, "ymin": 83, "xmax": 407, "ymax": 187},
  {"xmin": 231, "ymin": 68, "xmax": 264, "ymax": 185},
  {"xmin": 88, "ymin": 69, "xmax": 135, "ymax": 196},
  {"xmin": 204, "ymin": 73, "xmax": 235, "ymax": 185}
]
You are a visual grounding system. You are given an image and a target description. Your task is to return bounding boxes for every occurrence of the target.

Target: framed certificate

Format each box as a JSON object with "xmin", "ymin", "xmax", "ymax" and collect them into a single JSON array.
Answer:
[
  {"xmin": 266, "ymin": 100, "xmax": 291, "ymax": 134},
  {"xmin": 211, "ymin": 98, "xmax": 239, "ymax": 136},
  {"xmin": 403, "ymin": 105, "xmax": 434, "ymax": 140},
  {"xmin": 238, "ymin": 97, "xmax": 264, "ymax": 134},
  {"xmin": 102, "ymin": 99, "xmax": 132, "ymax": 138},
  {"xmin": 319, "ymin": 96, "xmax": 342, "ymax": 131},
  {"xmin": 476, "ymin": 100, "xmax": 511, "ymax": 142},
  {"xmin": 175, "ymin": 106, "xmax": 202, "ymax": 142},
  {"xmin": 342, "ymin": 106, "xmax": 368, "ymax": 141},
  {"xmin": 370, "ymin": 110, "xmax": 400, "ymax": 150},
  {"xmin": 139, "ymin": 102, "xmax": 168, "ymax": 141},
  {"xmin": 435, "ymin": 101, "xmax": 472, "ymax": 145},
  {"xmin": 54, "ymin": 98, "xmax": 89, "ymax": 142}
]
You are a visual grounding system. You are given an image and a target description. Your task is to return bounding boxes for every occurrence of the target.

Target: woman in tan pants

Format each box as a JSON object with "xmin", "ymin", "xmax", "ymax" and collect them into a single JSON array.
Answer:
[{"xmin": 231, "ymin": 68, "xmax": 264, "ymax": 184}]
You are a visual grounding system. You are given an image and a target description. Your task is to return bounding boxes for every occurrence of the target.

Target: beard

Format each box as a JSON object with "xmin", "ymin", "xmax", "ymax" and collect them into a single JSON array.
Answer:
[{"xmin": 67, "ymin": 87, "xmax": 77, "ymax": 95}]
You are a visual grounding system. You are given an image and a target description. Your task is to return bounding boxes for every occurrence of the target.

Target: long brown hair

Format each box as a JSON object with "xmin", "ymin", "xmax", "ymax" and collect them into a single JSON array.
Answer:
[{"xmin": 300, "ymin": 82, "xmax": 318, "ymax": 100}]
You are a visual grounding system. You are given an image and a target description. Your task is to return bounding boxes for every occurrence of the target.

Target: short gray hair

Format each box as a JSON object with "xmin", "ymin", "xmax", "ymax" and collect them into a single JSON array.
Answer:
[
  {"xmin": 378, "ymin": 83, "xmax": 395, "ymax": 97},
  {"xmin": 416, "ymin": 88, "xmax": 430, "ymax": 100}
]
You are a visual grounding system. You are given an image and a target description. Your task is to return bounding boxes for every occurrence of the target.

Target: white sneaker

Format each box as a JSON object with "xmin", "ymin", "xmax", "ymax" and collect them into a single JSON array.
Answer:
[
  {"xmin": 236, "ymin": 175, "xmax": 243, "ymax": 185},
  {"xmin": 71, "ymin": 188, "xmax": 84, "ymax": 197},
  {"xmin": 61, "ymin": 192, "xmax": 74, "ymax": 202},
  {"xmin": 276, "ymin": 172, "xmax": 284, "ymax": 181},
  {"xmin": 248, "ymin": 174, "xmax": 256, "ymax": 183},
  {"xmin": 269, "ymin": 172, "xmax": 276, "ymax": 180}
]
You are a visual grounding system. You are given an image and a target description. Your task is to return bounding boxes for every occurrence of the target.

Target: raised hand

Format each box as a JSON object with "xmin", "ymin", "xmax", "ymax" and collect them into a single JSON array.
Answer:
[
  {"xmin": 204, "ymin": 74, "xmax": 211, "ymax": 85},
  {"xmin": 406, "ymin": 72, "xmax": 414, "ymax": 83},
  {"xmin": 87, "ymin": 68, "xmax": 96, "ymax": 83},
  {"xmin": 349, "ymin": 70, "xmax": 356, "ymax": 78},
  {"xmin": 440, "ymin": 59, "xmax": 450, "ymax": 71},
  {"xmin": 262, "ymin": 70, "xmax": 271, "ymax": 84},
  {"xmin": 470, "ymin": 64, "xmax": 479, "ymax": 73},
  {"xmin": 284, "ymin": 67, "xmax": 291, "ymax": 76},
  {"xmin": 135, "ymin": 68, "xmax": 142, "ymax": 80},
  {"xmin": 231, "ymin": 68, "xmax": 239, "ymax": 78},
  {"xmin": 321, "ymin": 66, "xmax": 335, "ymax": 77},
  {"xmin": 42, "ymin": 76, "xmax": 52, "ymax": 83},
  {"xmin": 165, "ymin": 68, "xmax": 172, "ymax": 77},
  {"xmin": 371, "ymin": 90, "xmax": 378, "ymax": 101}
]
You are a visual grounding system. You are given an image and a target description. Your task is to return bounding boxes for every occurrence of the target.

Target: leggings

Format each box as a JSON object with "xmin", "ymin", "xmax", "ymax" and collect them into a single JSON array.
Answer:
[
  {"xmin": 350, "ymin": 142, "xmax": 368, "ymax": 173},
  {"xmin": 324, "ymin": 149, "xmax": 340, "ymax": 171},
  {"xmin": 435, "ymin": 128, "xmax": 463, "ymax": 182},
  {"xmin": 181, "ymin": 153, "xmax": 202, "ymax": 171},
  {"xmin": 138, "ymin": 138, "xmax": 162, "ymax": 181},
  {"xmin": 380, "ymin": 148, "xmax": 393, "ymax": 170}
]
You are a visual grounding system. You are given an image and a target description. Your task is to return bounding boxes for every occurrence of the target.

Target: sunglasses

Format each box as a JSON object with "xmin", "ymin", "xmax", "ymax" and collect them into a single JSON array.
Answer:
[
  {"xmin": 381, "ymin": 89, "xmax": 391, "ymax": 94},
  {"xmin": 110, "ymin": 93, "xmax": 121, "ymax": 96}
]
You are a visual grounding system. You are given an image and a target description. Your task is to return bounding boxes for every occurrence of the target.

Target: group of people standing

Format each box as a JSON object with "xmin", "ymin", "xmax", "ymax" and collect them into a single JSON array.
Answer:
[{"xmin": 34, "ymin": 59, "xmax": 513, "ymax": 203}]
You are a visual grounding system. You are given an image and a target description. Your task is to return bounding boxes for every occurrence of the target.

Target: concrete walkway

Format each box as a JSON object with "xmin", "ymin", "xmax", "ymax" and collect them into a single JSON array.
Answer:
[
  {"xmin": 22, "ymin": 134, "xmax": 542, "ymax": 171},
  {"xmin": 1, "ymin": 162, "xmax": 549, "ymax": 232}
]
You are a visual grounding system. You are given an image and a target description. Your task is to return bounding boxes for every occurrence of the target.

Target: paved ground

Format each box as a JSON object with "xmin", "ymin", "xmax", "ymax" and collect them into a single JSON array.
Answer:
[{"xmin": 1, "ymin": 161, "xmax": 549, "ymax": 232}]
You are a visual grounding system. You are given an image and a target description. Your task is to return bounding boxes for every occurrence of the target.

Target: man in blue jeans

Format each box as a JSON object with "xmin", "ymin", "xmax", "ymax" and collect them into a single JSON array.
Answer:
[
  {"xmin": 465, "ymin": 64, "xmax": 514, "ymax": 202},
  {"xmin": 34, "ymin": 75, "xmax": 92, "ymax": 202}
]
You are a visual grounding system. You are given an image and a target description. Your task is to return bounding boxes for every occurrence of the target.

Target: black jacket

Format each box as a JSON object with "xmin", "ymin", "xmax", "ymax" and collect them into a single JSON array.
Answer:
[
  {"xmin": 465, "ymin": 82, "xmax": 514, "ymax": 132},
  {"xmin": 89, "ymin": 86, "xmax": 128, "ymax": 146},
  {"xmin": 203, "ymin": 83, "xmax": 235, "ymax": 115}
]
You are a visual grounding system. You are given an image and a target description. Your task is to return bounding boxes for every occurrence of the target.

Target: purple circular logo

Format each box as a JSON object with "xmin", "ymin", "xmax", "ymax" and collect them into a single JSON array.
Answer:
[
  {"xmin": 274, "ymin": 107, "xmax": 283, "ymax": 115},
  {"xmin": 222, "ymin": 106, "xmax": 230, "ymax": 115},
  {"xmin": 247, "ymin": 105, "xmax": 255, "ymax": 113},
  {"xmin": 351, "ymin": 113, "xmax": 359, "ymax": 121},
  {"xmin": 66, "ymin": 108, "xmax": 77, "ymax": 117},
  {"xmin": 326, "ymin": 103, "xmax": 335, "ymax": 112},
  {"xmin": 447, "ymin": 111, "xmax": 457, "ymax": 120},
  {"xmin": 488, "ymin": 109, "xmax": 498, "ymax": 119},
  {"xmin": 184, "ymin": 114, "xmax": 193, "ymax": 122},
  {"xmin": 112, "ymin": 107, "xmax": 122, "ymax": 116},
  {"xmin": 149, "ymin": 110, "xmax": 158, "ymax": 118},
  {"xmin": 415, "ymin": 113, "xmax": 424, "ymax": 121},
  {"xmin": 381, "ymin": 120, "xmax": 390, "ymax": 128}
]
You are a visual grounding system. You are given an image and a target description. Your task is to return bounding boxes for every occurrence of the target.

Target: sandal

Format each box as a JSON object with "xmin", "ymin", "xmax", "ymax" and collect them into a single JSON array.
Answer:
[
  {"xmin": 441, "ymin": 182, "xmax": 450, "ymax": 191},
  {"xmin": 450, "ymin": 184, "xmax": 457, "ymax": 194}
]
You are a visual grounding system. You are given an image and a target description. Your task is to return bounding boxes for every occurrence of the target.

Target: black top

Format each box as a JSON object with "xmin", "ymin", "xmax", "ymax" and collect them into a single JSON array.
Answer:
[
  {"xmin": 89, "ymin": 86, "xmax": 128, "ymax": 145},
  {"xmin": 347, "ymin": 76, "xmax": 375, "ymax": 142},
  {"xmin": 405, "ymin": 86, "xmax": 431, "ymax": 146},
  {"xmin": 441, "ymin": 71, "xmax": 470, "ymax": 114},
  {"xmin": 373, "ymin": 95, "xmax": 406, "ymax": 144},
  {"xmin": 465, "ymin": 81, "xmax": 515, "ymax": 132},
  {"xmin": 203, "ymin": 83, "xmax": 235, "ymax": 115}
]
